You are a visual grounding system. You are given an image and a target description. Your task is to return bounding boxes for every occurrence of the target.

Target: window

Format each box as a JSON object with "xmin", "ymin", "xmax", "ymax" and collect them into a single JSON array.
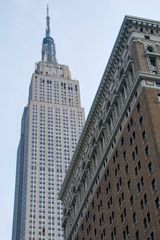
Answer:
[
  {"xmin": 151, "ymin": 178, "xmax": 156, "ymax": 191},
  {"xmin": 150, "ymin": 231, "xmax": 155, "ymax": 240},
  {"xmin": 148, "ymin": 161, "xmax": 152, "ymax": 173},
  {"xmin": 138, "ymin": 161, "xmax": 141, "ymax": 170},
  {"xmin": 147, "ymin": 212, "xmax": 151, "ymax": 223},
  {"xmin": 143, "ymin": 218, "xmax": 147, "ymax": 229},
  {"xmin": 135, "ymin": 230, "xmax": 140, "ymax": 240},
  {"xmin": 128, "ymin": 180, "xmax": 131, "ymax": 190},
  {"xmin": 121, "ymin": 213, "xmax": 124, "ymax": 223},
  {"xmin": 123, "ymin": 150, "xmax": 127, "ymax": 160},
  {"xmin": 147, "ymin": 46, "xmax": 154, "ymax": 52},
  {"xmin": 132, "ymin": 151, "xmax": 135, "ymax": 161},
  {"xmin": 137, "ymin": 182, "xmax": 141, "ymax": 192},
  {"xmin": 140, "ymin": 177, "xmax": 144, "ymax": 187},
  {"xmin": 150, "ymin": 57, "xmax": 156, "ymax": 66},
  {"xmin": 139, "ymin": 116, "xmax": 143, "ymax": 126},
  {"xmin": 121, "ymin": 137, "xmax": 124, "ymax": 146},
  {"xmin": 142, "ymin": 130, "xmax": 147, "ymax": 141},
  {"xmin": 145, "ymin": 146, "xmax": 150, "ymax": 156},
  {"xmin": 144, "ymin": 35, "xmax": 150, "ymax": 39},
  {"xmin": 155, "ymin": 197, "xmax": 160, "ymax": 209},
  {"xmin": 137, "ymin": 102, "xmax": 140, "ymax": 111},
  {"xmin": 125, "ymin": 164, "xmax": 128, "ymax": 174},
  {"xmin": 81, "ymin": 224, "xmax": 84, "ymax": 231},
  {"xmin": 140, "ymin": 193, "xmax": 147, "ymax": 209},
  {"xmin": 135, "ymin": 167, "xmax": 138, "ymax": 176},
  {"xmin": 92, "ymin": 200, "xmax": 94, "ymax": 209},
  {"xmin": 135, "ymin": 146, "xmax": 138, "ymax": 154},
  {"xmin": 130, "ymin": 195, "xmax": 134, "ymax": 206},
  {"xmin": 133, "ymin": 212, "xmax": 136, "ymax": 224},
  {"xmin": 143, "ymin": 212, "xmax": 151, "ymax": 230},
  {"xmin": 133, "ymin": 130, "xmax": 136, "ymax": 139}
]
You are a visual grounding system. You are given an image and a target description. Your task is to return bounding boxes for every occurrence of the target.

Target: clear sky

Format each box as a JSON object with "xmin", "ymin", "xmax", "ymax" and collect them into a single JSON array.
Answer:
[{"xmin": 1, "ymin": 0, "xmax": 160, "ymax": 239}]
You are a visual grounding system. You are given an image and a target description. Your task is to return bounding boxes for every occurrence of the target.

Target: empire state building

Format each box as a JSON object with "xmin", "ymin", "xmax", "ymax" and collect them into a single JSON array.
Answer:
[{"xmin": 12, "ymin": 7, "xmax": 85, "ymax": 240}]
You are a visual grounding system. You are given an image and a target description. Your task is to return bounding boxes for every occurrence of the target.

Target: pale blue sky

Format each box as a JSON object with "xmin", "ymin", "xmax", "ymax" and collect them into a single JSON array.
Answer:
[{"xmin": 1, "ymin": 0, "xmax": 160, "ymax": 239}]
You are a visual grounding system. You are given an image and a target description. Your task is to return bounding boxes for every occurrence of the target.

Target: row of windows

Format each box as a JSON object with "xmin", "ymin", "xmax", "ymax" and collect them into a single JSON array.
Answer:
[{"xmin": 75, "ymin": 100, "xmax": 159, "ymax": 240}]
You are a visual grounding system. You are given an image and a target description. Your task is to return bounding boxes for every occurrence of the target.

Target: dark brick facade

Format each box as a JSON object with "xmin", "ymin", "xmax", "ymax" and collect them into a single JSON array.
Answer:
[
  {"xmin": 74, "ymin": 88, "xmax": 160, "ymax": 240},
  {"xmin": 60, "ymin": 16, "xmax": 160, "ymax": 240}
]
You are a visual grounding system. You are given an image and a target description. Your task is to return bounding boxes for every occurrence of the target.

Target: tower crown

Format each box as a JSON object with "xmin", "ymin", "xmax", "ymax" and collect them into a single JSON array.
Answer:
[{"xmin": 42, "ymin": 5, "xmax": 57, "ymax": 64}]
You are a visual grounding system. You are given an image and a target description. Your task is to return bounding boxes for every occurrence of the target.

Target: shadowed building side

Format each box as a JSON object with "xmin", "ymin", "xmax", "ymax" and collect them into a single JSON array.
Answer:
[{"xmin": 60, "ymin": 16, "xmax": 160, "ymax": 240}]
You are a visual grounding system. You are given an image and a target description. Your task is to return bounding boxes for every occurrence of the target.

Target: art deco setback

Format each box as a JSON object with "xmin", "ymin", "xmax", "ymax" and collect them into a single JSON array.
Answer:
[{"xmin": 12, "ymin": 8, "xmax": 85, "ymax": 240}]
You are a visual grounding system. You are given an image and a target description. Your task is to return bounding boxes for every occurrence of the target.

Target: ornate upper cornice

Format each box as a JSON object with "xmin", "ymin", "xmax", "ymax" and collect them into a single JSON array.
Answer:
[{"xmin": 59, "ymin": 15, "xmax": 160, "ymax": 199}]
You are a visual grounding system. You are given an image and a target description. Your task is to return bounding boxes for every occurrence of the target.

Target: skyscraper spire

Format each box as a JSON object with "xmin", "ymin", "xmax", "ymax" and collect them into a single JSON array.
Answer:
[
  {"xmin": 47, "ymin": 4, "xmax": 49, "ymax": 16},
  {"xmin": 46, "ymin": 5, "xmax": 50, "ymax": 37},
  {"xmin": 42, "ymin": 5, "xmax": 57, "ymax": 64}
]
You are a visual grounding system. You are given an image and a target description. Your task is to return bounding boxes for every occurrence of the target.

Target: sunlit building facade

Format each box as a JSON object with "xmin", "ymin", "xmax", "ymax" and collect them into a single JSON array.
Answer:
[{"xmin": 12, "ymin": 8, "xmax": 85, "ymax": 240}]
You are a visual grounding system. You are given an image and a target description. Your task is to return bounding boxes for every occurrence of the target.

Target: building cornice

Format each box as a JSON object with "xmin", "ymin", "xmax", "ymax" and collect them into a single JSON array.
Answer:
[{"xmin": 59, "ymin": 15, "xmax": 160, "ymax": 200}]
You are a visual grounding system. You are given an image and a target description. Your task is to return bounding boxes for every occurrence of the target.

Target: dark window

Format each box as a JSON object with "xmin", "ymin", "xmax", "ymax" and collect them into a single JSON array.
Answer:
[
  {"xmin": 133, "ymin": 131, "xmax": 136, "ymax": 139},
  {"xmin": 137, "ymin": 182, "xmax": 141, "ymax": 192},
  {"xmin": 144, "ymin": 35, "xmax": 150, "ymax": 39},
  {"xmin": 137, "ymin": 102, "xmax": 140, "ymax": 111},
  {"xmin": 133, "ymin": 212, "xmax": 136, "ymax": 223},
  {"xmin": 125, "ymin": 164, "xmax": 128, "ymax": 174},
  {"xmin": 142, "ymin": 130, "xmax": 147, "ymax": 141},
  {"xmin": 135, "ymin": 230, "xmax": 140, "ymax": 240},
  {"xmin": 128, "ymin": 179, "xmax": 131, "ymax": 189},
  {"xmin": 151, "ymin": 178, "xmax": 156, "ymax": 191},
  {"xmin": 138, "ymin": 161, "xmax": 141, "ymax": 170},
  {"xmin": 135, "ymin": 146, "xmax": 138, "ymax": 154},
  {"xmin": 135, "ymin": 166, "xmax": 138, "ymax": 176},
  {"xmin": 144, "ymin": 193, "xmax": 147, "ymax": 204},
  {"xmin": 155, "ymin": 197, "xmax": 160, "ymax": 209},
  {"xmin": 82, "ymin": 224, "xmax": 84, "ymax": 231},
  {"xmin": 143, "ymin": 218, "xmax": 147, "ymax": 229},
  {"xmin": 130, "ymin": 195, "xmax": 134, "ymax": 206},
  {"xmin": 150, "ymin": 57, "xmax": 156, "ymax": 67},
  {"xmin": 150, "ymin": 231, "xmax": 155, "ymax": 240},
  {"xmin": 147, "ymin": 46, "xmax": 154, "ymax": 52},
  {"xmin": 139, "ymin": 116, "xmax": 143, "ymax": 126},
  {"xmin": 147, "ymin": 212, "xmax": 151, "ymax": 223},
  {"xmin": 127, "ymin": 123, "xmax": 130, "ymax": 132},
  {"xmin": 123, "ymin": 150, "xmax": 127, "ymax": 160},
  {"xmin": 145, "ymin": 146, "xmax": 150, "ymax": 156},
  {"xmin": 148, "ymin": 161, "xmax": 152, "ymax": 173},
  {"xmin": 141, "ymin": 177, "xmax": 144, "ymax": 187},
  {"xmin": 132, "ymin": 151, "xmax": 135, "ymax": 161}
]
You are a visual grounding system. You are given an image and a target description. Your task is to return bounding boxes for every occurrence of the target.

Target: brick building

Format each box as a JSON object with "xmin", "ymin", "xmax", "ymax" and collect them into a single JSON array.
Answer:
[{"xmin": 59, "ymin": 16, "xmax": 160, "ymax": 240}]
